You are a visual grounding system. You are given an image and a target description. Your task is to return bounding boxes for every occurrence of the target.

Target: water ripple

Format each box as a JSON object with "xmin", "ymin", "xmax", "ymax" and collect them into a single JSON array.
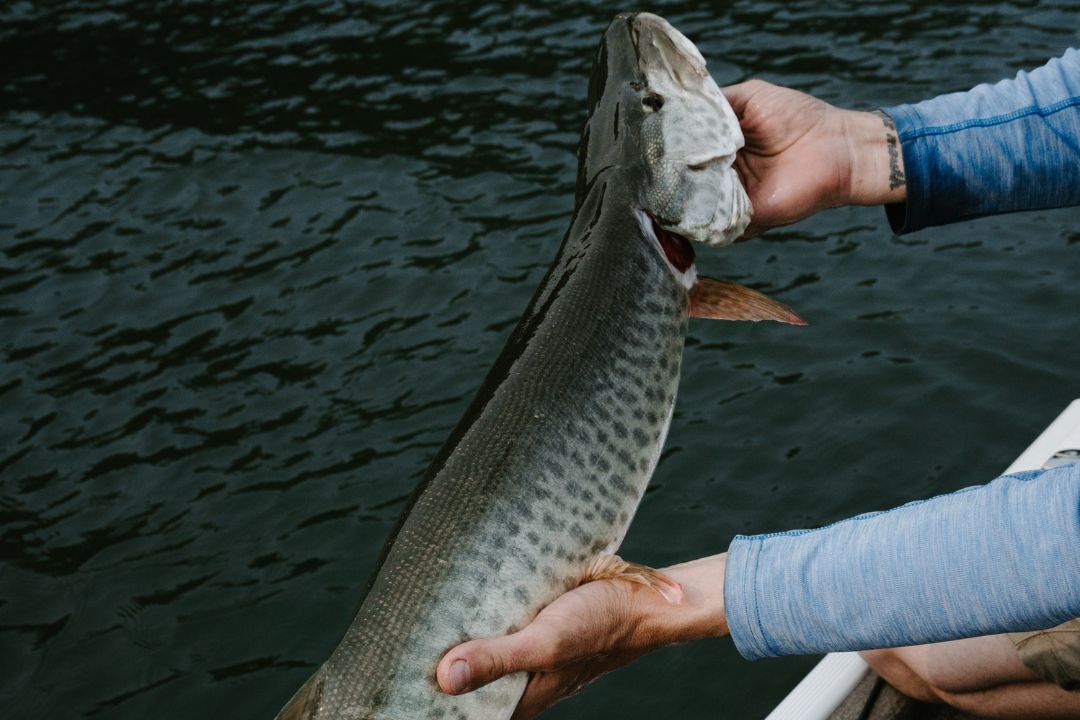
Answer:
[{"xmin": 1, "ymin": 2, "xmax": 1078, "ymax": 719}]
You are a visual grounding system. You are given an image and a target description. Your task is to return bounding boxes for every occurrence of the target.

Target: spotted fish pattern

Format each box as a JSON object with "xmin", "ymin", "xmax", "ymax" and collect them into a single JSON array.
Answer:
[{"xmin": 275, "ymin": 12, "xmax": 750, "ymax": 720}]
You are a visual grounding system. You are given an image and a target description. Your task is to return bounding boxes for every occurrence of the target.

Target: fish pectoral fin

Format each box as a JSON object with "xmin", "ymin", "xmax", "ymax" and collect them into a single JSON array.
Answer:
[
  {"xmin": 275, "ymin": 672, "xmax": 325, "ymax": 720},
  {"xmin": 582, "ymin": 553, "xmax": 684, "ymax": 605},
  {"xmin": 690, "ymin": 276, "xmax": 807, "ymax": 325}
]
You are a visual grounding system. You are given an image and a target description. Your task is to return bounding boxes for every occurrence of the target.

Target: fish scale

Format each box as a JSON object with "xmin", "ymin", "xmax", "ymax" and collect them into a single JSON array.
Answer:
[
  {"xmin": 395, "ymin": 197, "xmax": 678, "ymax": 717},
  {"xmin": 277, "ymin": 175, "xmax": 689, "ymax": 718}
]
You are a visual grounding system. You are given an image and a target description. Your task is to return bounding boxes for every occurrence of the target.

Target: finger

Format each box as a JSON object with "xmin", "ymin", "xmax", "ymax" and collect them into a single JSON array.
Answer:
[
  {"xmin": 722, "ymin": 78, "xmax": 766, "ymax": 117},
  {"xmin": 721, "ymin": 82, "xmax": 750, "ymax": 116},
  {"xmin": 437, "ymin": 627, "xmax": 557, "ymax": 696},
  {"xmin": 510, "ymin": 670, "xmax": 585, "ymax": 720},
  {"xmin": 509, "ymin": 672, "xmax": 558, "ymax": 720}
]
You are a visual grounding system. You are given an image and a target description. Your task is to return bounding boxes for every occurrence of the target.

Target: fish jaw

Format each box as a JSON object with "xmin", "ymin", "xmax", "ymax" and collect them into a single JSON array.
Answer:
[
  {"xmin": 634, "ymin": 207, "xmax": 698, "ymax": 291},
  {"xmin": 630, "ymin": 13, "xmax": 752, "ymax": 246}
]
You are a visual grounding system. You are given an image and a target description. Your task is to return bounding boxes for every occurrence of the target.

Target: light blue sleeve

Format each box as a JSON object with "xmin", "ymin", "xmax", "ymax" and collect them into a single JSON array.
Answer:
[
  {"xmin": 724, "ymin": 463, "xmax": 1080, "ymax": 660},
  {"xmin": 881, "ymin": 48, "xmax": 1080, "ymax": 234}
]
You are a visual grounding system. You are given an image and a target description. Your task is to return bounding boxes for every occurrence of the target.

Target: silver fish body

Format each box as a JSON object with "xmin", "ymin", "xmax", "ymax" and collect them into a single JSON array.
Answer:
[{"xmin": 275, "ymin": 13, "xmax": 753, "ymax": 720}]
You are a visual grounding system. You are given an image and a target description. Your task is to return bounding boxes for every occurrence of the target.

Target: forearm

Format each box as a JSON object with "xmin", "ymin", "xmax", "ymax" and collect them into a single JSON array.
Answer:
[
  {"xmin": 723, "ymin": 463, "xmax": 1080, "ymax": 660},
  {"xmin": 881, "ymin": 48, "xmax": 1080, "ymax": 233}
]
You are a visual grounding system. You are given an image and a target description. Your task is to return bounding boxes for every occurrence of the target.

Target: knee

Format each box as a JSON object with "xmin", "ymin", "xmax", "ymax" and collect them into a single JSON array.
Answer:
[{"xmin": 860, "ymin": 648, "xmax": 944, "ymax": 704}]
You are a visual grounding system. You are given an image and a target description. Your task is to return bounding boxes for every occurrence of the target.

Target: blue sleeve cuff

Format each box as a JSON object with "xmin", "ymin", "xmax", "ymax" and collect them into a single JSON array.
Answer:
[{"xmin": 725, "ymin": 534, "xmax": 769, "ymax": 660}]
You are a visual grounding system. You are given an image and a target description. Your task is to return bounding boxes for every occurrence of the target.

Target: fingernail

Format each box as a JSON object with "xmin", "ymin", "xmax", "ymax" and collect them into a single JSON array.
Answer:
[{"xmin": 448, "ymin": 659, "xmax": 470, "ymax": 693}]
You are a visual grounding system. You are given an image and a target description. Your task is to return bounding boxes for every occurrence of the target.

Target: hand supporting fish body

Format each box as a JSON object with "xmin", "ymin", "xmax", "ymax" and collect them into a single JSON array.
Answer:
[{"xmin": 276, "ymin": 13, "xmax": 802, "ymax": 720}]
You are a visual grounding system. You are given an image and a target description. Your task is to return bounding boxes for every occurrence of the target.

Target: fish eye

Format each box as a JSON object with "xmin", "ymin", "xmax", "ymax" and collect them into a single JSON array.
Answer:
[
  {"xmin": 642, "ymin": 93, "xmax": 664, "ymax": 111},
  {"xmin": 629, "ymin": 81, "xmax": 644, "ymax": 91}
]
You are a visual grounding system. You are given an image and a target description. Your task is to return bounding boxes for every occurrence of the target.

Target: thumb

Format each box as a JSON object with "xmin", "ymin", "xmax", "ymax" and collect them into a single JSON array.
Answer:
[
  {"xmin": 722, "ymin": 80, "xmax": 754, "ymax": 116},
  {"xmin": 436, "ymin": 627, "xmax": 557, "ymax": 696},
  {"xmin": 722, "ymin": 78, "xmax": 769, "ymax": 118}
]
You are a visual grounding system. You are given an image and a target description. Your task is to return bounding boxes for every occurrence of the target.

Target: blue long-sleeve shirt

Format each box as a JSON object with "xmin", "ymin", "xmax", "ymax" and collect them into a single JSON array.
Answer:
[
  {"xmin": 725, "ymin": 464, "xmax": 1080, "ymax": 660},
  {"xmin": 881, "ymin": 48, "xmax": 1080, "ymax": 234},
  {"xmin": 724, "ymin": 53, "xmax": 1080, "ymax": 660}
]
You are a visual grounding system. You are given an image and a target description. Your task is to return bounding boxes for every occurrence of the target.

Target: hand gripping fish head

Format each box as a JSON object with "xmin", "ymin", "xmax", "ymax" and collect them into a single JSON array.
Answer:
[{"xmin": 577, "ymin": 13, "xmax": 801, "ymax": 324}]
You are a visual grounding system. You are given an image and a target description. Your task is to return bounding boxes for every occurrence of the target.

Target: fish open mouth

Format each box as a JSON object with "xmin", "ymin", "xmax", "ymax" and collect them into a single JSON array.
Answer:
[
  {"xmin": 647, "ymin": 213, "xmax": 695, "ymax": 273},
  {"xmin": 686, "ymin": 155, "xmax": 732, "ymax": 172}
]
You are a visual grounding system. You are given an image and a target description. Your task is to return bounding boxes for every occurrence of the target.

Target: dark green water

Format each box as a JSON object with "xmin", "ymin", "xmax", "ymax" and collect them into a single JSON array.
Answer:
[{"xmin": 2, "ymin": 2, "xmax": 1078, "ymax": 718}]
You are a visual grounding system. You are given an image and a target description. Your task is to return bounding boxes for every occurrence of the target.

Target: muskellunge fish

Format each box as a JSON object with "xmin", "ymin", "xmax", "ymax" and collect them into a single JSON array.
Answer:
[{"xmin": 275, "ymin": 12, "xmax": 803, "ymax": 720}]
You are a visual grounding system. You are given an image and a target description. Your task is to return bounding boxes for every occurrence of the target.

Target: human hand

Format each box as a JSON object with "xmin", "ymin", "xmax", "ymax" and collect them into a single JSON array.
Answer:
[
  {"xmin": 723, "ymin": 80, "xmax": 906, "ymax": 237},
  {"xmin": 436, "ymin": 553, "xmax": 729, "ymax": 719}
]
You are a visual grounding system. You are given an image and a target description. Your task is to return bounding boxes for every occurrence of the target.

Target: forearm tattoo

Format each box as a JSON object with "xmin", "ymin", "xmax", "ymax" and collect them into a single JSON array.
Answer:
[{"xmin": 874, "ymin": 110, "xmax": 905, "ymax": 191}]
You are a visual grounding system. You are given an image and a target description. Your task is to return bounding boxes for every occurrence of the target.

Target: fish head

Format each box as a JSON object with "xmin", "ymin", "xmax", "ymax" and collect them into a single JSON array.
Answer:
[{"xmin": 578, "ymin": 13, "xmax": 751, "ymax": 246}]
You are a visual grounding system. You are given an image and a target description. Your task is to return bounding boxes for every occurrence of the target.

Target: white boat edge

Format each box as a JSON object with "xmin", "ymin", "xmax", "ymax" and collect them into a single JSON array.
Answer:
[{"xmin": 763, "ymin": 398, "xmax": 1080, "ymax": 720}]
